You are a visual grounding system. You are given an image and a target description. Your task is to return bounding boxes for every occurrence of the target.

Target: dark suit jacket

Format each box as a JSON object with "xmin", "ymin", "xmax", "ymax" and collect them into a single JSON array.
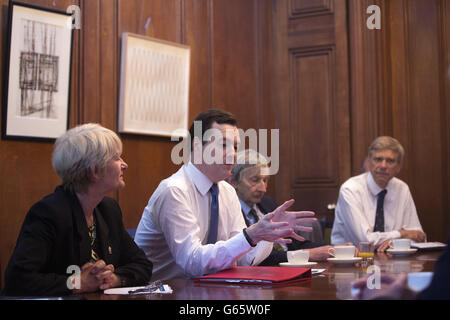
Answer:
[
  {"xmin": 2, "ymin": 186, "xmax": 153, "ymax": 297},
  {"xmin": 242, "ymin": 195, "xmax": 323, "ymax": 266},
  {"xmin": 416, "ymin": 233, "xmax": 450, "ymax": 300}
]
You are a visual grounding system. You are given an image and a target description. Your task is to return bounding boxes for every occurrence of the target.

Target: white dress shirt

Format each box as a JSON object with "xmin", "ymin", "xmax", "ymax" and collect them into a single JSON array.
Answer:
[
  {"xmin": 134, "ymin": 162, "xmax": 272, "ymax": 281},
  {"xmin": 331, "ymin": 172, "xmax": 423, "ymax": 247}
]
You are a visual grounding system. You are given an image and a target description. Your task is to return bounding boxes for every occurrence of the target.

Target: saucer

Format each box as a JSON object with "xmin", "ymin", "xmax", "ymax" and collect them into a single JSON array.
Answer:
[
  {"xmin": 386, "ymin": 248, "xmax": 418, "ymax": 256},
  {"xmin": 327, "ymin": 257, "xmax": 362, "ymax": 264},
  {"xmin": 279, "ymin": 262, "xmax": 317, "ymax": 268}
]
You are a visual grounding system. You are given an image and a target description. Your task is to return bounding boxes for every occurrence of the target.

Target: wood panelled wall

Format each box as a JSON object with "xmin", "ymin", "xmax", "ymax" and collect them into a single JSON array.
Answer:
[
  {"xmin": 348, "ymin": 0, "xmax": 450, "ymax": 243},
  {"xmin": 0, "ymin": 0, "xmax": 449, "ymax": 285}
]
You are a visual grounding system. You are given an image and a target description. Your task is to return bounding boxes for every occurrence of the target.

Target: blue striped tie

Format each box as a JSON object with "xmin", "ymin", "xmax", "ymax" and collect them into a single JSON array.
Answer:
[
  {"xmin": 248, "ymin": 208, "xmax": 259, "ymax": 225},
  {"xmin": 207, "ymin": 184, "xmax": 219, "ymax": 244},
  {"xmin": 374, "ymin": 189, "xmax": 387, "ymax": 232}
]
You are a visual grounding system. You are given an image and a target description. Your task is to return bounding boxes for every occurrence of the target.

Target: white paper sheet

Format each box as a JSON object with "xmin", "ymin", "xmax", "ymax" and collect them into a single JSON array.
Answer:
[
  {"xmin": 104, "ymin": 285, "xmax": 173, "ymax": 295},
  {"xmin": 311, "ymin": 269, "xmax": 326, "ymax": 275},
  {"xmin": 411, "ymin": 242, "xmax": 447, "ymax": 250}
]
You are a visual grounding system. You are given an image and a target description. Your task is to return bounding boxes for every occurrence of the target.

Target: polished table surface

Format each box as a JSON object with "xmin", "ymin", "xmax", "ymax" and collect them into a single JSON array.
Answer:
[{"xmin": 83, "ymin": 250, "xmax": 443, "ymax": 300}]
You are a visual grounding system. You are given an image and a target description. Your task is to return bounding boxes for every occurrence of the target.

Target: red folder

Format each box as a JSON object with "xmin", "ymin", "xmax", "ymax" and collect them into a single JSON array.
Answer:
[{"xmin": 193, "ymin": 266, "xmax": 311, "ymax": 285}]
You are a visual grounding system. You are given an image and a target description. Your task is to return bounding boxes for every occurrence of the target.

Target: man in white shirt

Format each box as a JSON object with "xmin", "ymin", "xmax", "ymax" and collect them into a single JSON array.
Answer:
[
  {"xmin": 134, "ymin": 109, "xmax": 316, "ymax": 280},
  {"xmin": 331, "ymin": 136, "xmax": 426, "ymax": 251}
]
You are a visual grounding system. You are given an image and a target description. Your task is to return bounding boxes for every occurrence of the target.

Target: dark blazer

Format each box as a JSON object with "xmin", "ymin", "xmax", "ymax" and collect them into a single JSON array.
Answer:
[
  {"xmin": 243, "ymin": 195, "xmax": 323, "ymax": 266},
  {"xmin": 2, "ymin": 186, "xmax": 152, "ymax": 297},
  {"xmin": 416, "ymin": 233, "xmax": 450, "ymax": 300}
]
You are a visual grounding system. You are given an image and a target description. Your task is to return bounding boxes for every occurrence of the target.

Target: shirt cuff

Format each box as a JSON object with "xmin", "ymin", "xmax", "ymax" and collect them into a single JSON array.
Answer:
[
  {"xmin": 230, "ymin": 231, "xmax": 252, "ymax": 252},
  {"xmin": 391, "ymin": 230, "xmax": 401, "ymax": 239}
]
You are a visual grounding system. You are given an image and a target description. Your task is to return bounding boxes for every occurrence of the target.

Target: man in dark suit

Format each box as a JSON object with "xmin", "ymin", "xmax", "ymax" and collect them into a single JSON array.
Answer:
[{"xmin": 229, "ymin": 150, "xmax": 334, "ymax": 266}]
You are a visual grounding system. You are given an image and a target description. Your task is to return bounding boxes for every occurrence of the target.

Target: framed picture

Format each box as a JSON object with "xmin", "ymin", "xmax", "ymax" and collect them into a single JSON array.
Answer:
[
  {"xmin": 2, "ymin": 1, "xmax": 73, "ymax": 141},
  {"xmin": 119, "ymin": 33, "xmax": 190, "ymax": 137}
]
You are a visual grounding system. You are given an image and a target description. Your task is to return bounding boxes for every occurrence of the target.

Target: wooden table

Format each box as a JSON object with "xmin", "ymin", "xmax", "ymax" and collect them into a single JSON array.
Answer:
[{"xmin": 83, "ymin": 250, "xmax": 443, "ymax": 301}]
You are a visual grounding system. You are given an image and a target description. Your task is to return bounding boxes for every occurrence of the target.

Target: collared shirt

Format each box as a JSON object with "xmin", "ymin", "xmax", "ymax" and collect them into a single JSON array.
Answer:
[
  {"xmin": 134, "ymin": 162, "xmax": 272, "ymax": 281},
  {"xmin": 239, "ymin": 199, "xmax": 265, "ymax": 224},
  {"xmin": 331, "ymin": 172, "xmax": 423, "ymax": 247}
]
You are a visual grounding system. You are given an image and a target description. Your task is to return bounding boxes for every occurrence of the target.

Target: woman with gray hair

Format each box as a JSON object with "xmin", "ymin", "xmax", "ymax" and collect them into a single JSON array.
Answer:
[{"xmin": 3, "ymin": 124, "xmax": 152, "ymax": 297}]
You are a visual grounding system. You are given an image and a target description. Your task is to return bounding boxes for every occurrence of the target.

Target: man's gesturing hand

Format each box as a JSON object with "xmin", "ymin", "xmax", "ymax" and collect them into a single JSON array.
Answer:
[
  {"xmin": 271, "ymin": 199, "xmax": 316, "ymax": 242},
  {"xmin": 245, "ymin": 199, "xmax": 316, "ymax": 245}
]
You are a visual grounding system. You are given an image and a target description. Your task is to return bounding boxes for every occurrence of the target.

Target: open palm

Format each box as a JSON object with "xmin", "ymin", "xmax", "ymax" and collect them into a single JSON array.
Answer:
[{"xmin": 271, "ymin": 199, "xmax": 316, "ymax": 242}]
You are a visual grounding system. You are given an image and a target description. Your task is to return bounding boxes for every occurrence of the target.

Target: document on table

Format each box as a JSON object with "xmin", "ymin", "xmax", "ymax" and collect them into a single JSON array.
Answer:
[
  {"xmin": 311, "ymin": 269, "xmax": 326, "ymax": 275},
  {"xmin": 193, "ymin": 266, "xmax": 311, "ymax": 284},
  {"xmin": 411, "ymin": 242, "xmax": 447, "ymax": 250}
]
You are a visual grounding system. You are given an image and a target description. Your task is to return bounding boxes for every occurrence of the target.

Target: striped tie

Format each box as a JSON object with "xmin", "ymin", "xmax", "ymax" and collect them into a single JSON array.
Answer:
[{"xmin": 248, "ymin": 208, "xmax": 259, "ymax": 225}]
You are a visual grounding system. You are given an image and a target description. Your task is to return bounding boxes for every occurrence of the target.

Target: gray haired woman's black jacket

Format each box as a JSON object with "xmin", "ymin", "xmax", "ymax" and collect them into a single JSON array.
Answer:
[{"xmin": 3, "ymin": 186, "xmax": 152, "ymax": 296}]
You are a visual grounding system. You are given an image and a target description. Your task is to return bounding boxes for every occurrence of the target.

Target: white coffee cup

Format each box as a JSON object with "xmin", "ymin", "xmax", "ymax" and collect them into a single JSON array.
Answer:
[
  {"xmin": 389, "ymin": 239, "xmax": 411, "ymax": 250},
  {"xmin": 328, "ymin": 245, "xmax": 355, "ymax": 259},
  {"xmin": 287, "ymin": 250, "xmax": 309, "ymax": 264},
  {"xmin": 407, "ymin": 272, "xmax": 433, "ymax": 292}
]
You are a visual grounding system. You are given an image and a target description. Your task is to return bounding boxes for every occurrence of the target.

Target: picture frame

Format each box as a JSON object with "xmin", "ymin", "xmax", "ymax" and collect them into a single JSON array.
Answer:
[
  {"xmin": 118, "ymin": 33, "xmax": 190, "ymax": 138},
  {"xmin": 2, "ymin": 1, "xmax": 73, "ymax": 141}
]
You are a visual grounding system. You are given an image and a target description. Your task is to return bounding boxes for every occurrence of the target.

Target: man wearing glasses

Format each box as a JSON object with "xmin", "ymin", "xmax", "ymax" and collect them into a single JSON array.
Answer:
[{"xmin": 331, "ymin": 136, "xmax": 426, "ymax": 252}]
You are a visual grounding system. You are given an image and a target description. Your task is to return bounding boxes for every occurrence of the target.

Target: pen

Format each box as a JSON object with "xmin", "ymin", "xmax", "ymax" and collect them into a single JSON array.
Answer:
[{"xmin": 128, "ymin": 282, "xmax": 165, "ymax": 294}]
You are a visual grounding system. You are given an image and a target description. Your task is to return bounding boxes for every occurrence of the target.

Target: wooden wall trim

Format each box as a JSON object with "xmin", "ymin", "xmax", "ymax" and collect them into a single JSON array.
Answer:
[
  {"xmin": 70, "ymin": 0, "xmax": 82, "ymax": 127},
  {"xmin": 390, "ymin": 0, "xmax": 412, "ymax": 182},
  {"xmin": 81, "ymin": 0, "xmax": 101, "ymax": 123},
  {"xmin": 439, "ymin": 0, "xmax": 450, "ymax": 239},
  {"xmin": 288, "ymin": 45, "xmax": 338, "ymax": 188},
  {"xmin": 207, "ymin": 0, "xmax": 214, "ymax": 108},
  {"xmin": 253, "ymin": 0, "xmax": 262, "ymax": 130},
  {"xmin": 288, "ymin": 0, "xmax": 333, "ymax": 19},
  {"xmin": 348, "ymin": 0, "xmax": 390, "ymax": 175}
]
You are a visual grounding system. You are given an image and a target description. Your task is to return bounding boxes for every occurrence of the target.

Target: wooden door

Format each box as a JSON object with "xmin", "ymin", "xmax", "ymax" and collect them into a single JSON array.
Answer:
[{"xmin": 272, "ymin": 0, "xmax": 351, "ymax": 215}]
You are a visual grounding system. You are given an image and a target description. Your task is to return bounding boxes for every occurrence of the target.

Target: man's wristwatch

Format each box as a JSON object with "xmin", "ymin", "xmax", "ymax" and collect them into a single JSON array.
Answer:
[{"xmin": 243, "ymin": 228, "xmax": 256, "ymax": 247}]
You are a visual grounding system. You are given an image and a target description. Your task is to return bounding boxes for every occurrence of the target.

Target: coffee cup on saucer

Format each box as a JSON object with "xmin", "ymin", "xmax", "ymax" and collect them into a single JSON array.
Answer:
[
  {"xmin": 287, "ymin": 250, "xmax": 309, "ymax": 265},
  {"xmin": 389, "ymin": 239, "xmax": 411, "ymax": 251},
  {"xmin": 328, "ymin": 245, "xmax": 356, "ymax": 259}
]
